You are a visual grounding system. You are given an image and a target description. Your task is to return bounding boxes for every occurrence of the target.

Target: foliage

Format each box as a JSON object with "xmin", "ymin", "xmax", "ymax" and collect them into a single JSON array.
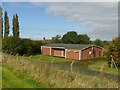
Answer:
[
  {"xmin": 2, "ymin": 54, "xmax": 118, "ymax": 88},
  {"xmin": 107, "ymin": 37, "xmax": 120, "ymax": 68},
  {"xmin": 77, "ymin": 34, "xmax": 90, "ymax": 44},
  {"xmin": 22, "ymin": 39, "xmax": 44, "ymax": 55},
  {"xmin": 0, "ymin": 6, "xmax": 3, "ymax": 38},
  {"xmin": 2, "ymin": 65, "xmax": 46, "ymax": 88},
  {"xmin": 2, "ymin": 12, "xmax": 43, "ymax": 56},
  {"xmin": 52, "ymin": 34, "xmax": 62, "ymax": 43},
  {"xmin": 4, "ymin": 11, "xmax": 9, "ymax": 38},
  {"xmin": 12, "ymin": 14, "xmax": 19, "ymax": 38},
  {"xmin": 2, "ymin": 37, "xmax": 43, "ymax": 56},
  {"xmin": 1, "ymin": 16, "xmax": 3, "ymax": 38},
  {"xmin": 62, "ymin": 31, "xmax": 77, "ymax": 44},
  {"xmin": 62, "ymin": 31, "xmax": 90, "ymax": 44},
  {"xmin": 28, "ymin": 54, "xmax": 118, "ymax": 75},
  {"xmin": 93, "ymin": 39, "xmax": 103, "ymax": 47},
  {"xmin": 2, "ymin": 37, "xmax": 25, "ymax": 55}
]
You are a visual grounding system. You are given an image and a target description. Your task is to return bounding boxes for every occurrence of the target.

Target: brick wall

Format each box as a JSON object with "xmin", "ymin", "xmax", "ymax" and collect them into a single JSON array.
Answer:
[
  {"xmin": 66, "ymin": 49, "xmax": 79, "ymax": 60},
  {"xmin": 41, "ymin": 46, "xmax": 51, "ymax": 55},
  {"xmin": 81, "ymin": 46, "xmax": 103, "ymax": 60},
  {"xmin": 53, "ymin": 49, "xmax": 64, "ymax": 57}
]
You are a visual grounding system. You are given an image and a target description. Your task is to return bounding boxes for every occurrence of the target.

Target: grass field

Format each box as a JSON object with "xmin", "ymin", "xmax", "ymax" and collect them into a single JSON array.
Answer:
[
  {"xmin": 25, "ymin": 54, "xmax": 72, "ymax": 62},
  {"xmin": 2, "ymin": 65, "xmax": 47, "ymax": 88},
  {"xmin": 0, "ymin": 63, "xmax": 2, "ymax": 89},
  {"xmin": 2, "ymin": 53, "xmax": 118, "ymax": 88},
  {"xmin": 26, "ymin": 54, "xmax": 118, "ymax": 75}
]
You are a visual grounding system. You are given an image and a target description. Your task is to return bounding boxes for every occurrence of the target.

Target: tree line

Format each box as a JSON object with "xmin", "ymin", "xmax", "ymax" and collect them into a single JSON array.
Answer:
[
  {"xmin": 1, "ymin": 11, "xmax": 19, "ymax": 38},
  {"xmin": 52, "ymin": 31, "xmax": 106, "ymax": 47},
  {"xmin": 1, "ymin": 9, "xmax": 43, "ymax": 56}
]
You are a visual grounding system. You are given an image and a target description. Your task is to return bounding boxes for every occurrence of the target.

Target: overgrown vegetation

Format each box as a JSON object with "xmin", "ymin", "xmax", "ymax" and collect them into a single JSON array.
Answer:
[
  {"xmin": 107, "ymin": 37, "xmax": 120, "ymax": 68},
  {"xmin": 2, "ymin": 37, "xmax": 43, "ymax": 56},
  {"xmin": 1, "ymin": 10, "xmax": 44, "ymax": 56},
  {"xmin": 25, "ymin": 54, "xmax": 118, "ymax": 75},
  {"xmin": 2, "ymin": 53, "xmax": 118, "ymax": 88},
  {"xmin": 2, "ymin": 65, "xmax": 47, "ymax": 88},
  {"xmin": 62, "ymin": 31, "xmax": 90, "ymax": 44}
]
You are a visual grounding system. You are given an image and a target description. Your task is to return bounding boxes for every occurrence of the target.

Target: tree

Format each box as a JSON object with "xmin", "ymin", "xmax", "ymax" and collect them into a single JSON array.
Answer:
[
  {"xmin": 62, "ymin": 31, "xmax": 90, "ymax": 44},
  {"xmin": 77, "ymin": 34, "xmax": 90, "ymax": 44},
  {"xmin": 2, "ymin": 37, "xmax": 24, "ymax": 55},
  {"xmin": 4, "ymin": 11, "xmax": 9, "ymax": 38},
  {"xmin": 52, "ymin": 34, "xmax": 61, "ymax": 43},
  {"xmin": 93, "ymin": 38, "xmax": 103, "ymax": 47},
  {"xmin": 107, "ymin": 37, "xmax": 120, "ymax": 68},
  {"xmin": 1, "ymin": 16, "xmax": 3, "ymax": 38},
  {"xmin": 0, "ymin": 6, "xmax": 3, "ymax": 38},
  {"xmin": 2, "ymin": 37, "xmax": 44, "ymax": 56},
  {"xmin": 62, "ymin": 31, "xmax": 78, "ymax": 44},
  {"xmin": 12, "ymin": 14, "xmax": 19, "ymax": 38}
]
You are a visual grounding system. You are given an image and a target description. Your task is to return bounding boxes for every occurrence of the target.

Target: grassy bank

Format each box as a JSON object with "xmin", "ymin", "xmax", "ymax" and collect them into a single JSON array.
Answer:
[
  {"xmin": 26, "ymin": 54, "xmax": 118, "ymax": 75},
  {"xmin": 2, "ymin": 65, "xmax": 47, "ymax": 88},
  {"xmin": 2, "ymin": 53, "xmax": 118, "ymax": 88}
]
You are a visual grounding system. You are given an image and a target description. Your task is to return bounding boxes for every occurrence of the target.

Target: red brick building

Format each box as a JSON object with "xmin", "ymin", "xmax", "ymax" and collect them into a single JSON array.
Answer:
[{"xmin": 41, "ymin": 44, "xmax": 103, "ymax": 60}]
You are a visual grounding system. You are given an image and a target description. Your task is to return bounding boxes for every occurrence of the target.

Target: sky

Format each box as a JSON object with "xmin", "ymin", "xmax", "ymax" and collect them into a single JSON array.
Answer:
[{"xmin": 2, "ymin": 2, "xmax": 118, "ymax": 41}]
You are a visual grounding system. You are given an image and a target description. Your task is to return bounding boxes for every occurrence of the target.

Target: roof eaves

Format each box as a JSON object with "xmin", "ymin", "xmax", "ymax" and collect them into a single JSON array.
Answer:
[
  {"xmin": 80, "ymin": 45, "xmax": 92, "ymax": 50},
  {"xmin": 52, "ymin": 47, "xmax": 65, "ymax": 49}
]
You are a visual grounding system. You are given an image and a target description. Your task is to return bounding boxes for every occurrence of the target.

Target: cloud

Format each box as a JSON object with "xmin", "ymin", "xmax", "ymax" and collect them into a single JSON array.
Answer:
[
  {"xmin": 2, "ymin": 2, "xmax": 118, "ymax": 40},
  {"xmin": 45, "ymin": 2, "xmax": 118, "ymax": 40},
  {"xmin": 1, "ymin": 0, "xmax": 119, "ymax": 2}
]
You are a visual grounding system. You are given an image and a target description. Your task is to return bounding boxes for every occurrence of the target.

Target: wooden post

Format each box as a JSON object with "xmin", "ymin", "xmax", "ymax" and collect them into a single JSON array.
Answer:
[
  {"xmin": 70, "ymin": 60, "xmax": 75, "ymax": 72},
  {"xmin": 99, "ymin": 63, "xmax": 106, "ymax": 77},
  {"xmin": 50, "ymin": 58, "xmax": 54, "ymax": 68},
  {"xmin": 113, "ymin": 60, "xmax": 118, "ymax": 69},
  {"xmin": 111, "ymin": 55, "xmax": 118, "ymax": 69}
]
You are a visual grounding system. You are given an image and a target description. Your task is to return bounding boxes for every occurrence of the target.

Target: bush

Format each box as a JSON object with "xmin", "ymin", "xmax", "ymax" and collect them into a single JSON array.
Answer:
[
  {"xmin": 107, "ymin": 37, "xmax": 120, "ymax": 68},
  {"xmin": 2, "ymin": 37, "xmax": 44, "ymax": 56},
  {"xmin": 2, "ymin": 37, "xmax": 24, "ymax": 55}
]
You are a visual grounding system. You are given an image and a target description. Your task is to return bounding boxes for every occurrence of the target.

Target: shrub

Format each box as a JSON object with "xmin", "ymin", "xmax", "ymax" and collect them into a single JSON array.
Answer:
[
  {"xmin": 2, "ymin": 37, "xmax": 24, "ymax": 55},
  {"xmin": 2, "ymin": 37, "xmax": 44, "ymax": 56},
  {"xmin": 107, "ymin": 37, "xmax": 120, "ymax": 68}
]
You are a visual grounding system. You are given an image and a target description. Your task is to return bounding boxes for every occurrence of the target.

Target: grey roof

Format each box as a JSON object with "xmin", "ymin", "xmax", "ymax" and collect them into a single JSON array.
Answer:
[{"xmin": 42, "ymin": 44, "xmax": 96, "ymax": 50}]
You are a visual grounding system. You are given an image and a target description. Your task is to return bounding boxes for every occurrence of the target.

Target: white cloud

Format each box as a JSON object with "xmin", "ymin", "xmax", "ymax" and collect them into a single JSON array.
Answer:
[
  {"xmin": 45, "ymin": 2, "xmax": 118, "ymax": 40},
  {"xmin": 1, "ymin": 0, "xmax": 119, "ymax": 2},
  {"xmin": 2, "ymin": 2, "xmax": 118, "ymax": 40}
]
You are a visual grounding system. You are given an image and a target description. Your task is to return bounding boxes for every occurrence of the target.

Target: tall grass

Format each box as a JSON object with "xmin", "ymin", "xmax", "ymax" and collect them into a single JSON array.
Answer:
[
  {"xmin": 26, "ymin": 54, "xmax": 118, "ymax": 75},
  {"xmin": 2, "ymin": 53, "xmax": 118, "ymax": 88}
]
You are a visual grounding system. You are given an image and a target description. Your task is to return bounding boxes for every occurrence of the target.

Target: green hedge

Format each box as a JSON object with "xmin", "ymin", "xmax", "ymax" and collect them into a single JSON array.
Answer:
[{"xmin": 2, "ymin": 37, "xmax": 44, "ymax": 56}]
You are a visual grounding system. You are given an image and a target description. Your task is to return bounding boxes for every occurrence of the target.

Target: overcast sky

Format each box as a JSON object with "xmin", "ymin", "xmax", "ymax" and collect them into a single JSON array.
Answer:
[{"xmin": 2, "ymin": 2, "xmax": 118, "ymax": 40}]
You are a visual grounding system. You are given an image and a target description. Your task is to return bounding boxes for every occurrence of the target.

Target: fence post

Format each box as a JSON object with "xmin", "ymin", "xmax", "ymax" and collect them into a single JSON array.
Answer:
[
  {"xmin": 29, "ymin": 55, "xmax": 32, "ymax": 60},
  {"xmin": 111, "ymin": 55, "xmax": 118, "ymax": 69},
  {"xmin": 70, "ymin": 60, "xmax": 75, "ymax": 72},
  {"xmin": 99, "ymin": 63, "xmax": 106, "ymax": 78},
  {"xmin": 50, "ymin": 58, "xmax": 54, "ymax": 68}
]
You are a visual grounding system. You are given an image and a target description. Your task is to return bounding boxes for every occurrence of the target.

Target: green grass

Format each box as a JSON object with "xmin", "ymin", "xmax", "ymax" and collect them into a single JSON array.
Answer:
[
  {"xmin": 28, "ymin": 54, "xmax": 118, "ymax": 75},
  {"xmin": 2, "ymin": 65, "xmax": 47, "ymax": 88},
  {"xmin": 88, "ymin": 59, "xmax": 119, "ymax": 75},
  {"xmin": 26, "ymin": 54, "xmax": 72, "ymax": 62},
  {"xmin": 2, "ymin": 53, "xmax": 118, "ymax": 88},
  {"xmin": 0, "ymin": 63, "xmax": 2, "ymax": 89}
]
